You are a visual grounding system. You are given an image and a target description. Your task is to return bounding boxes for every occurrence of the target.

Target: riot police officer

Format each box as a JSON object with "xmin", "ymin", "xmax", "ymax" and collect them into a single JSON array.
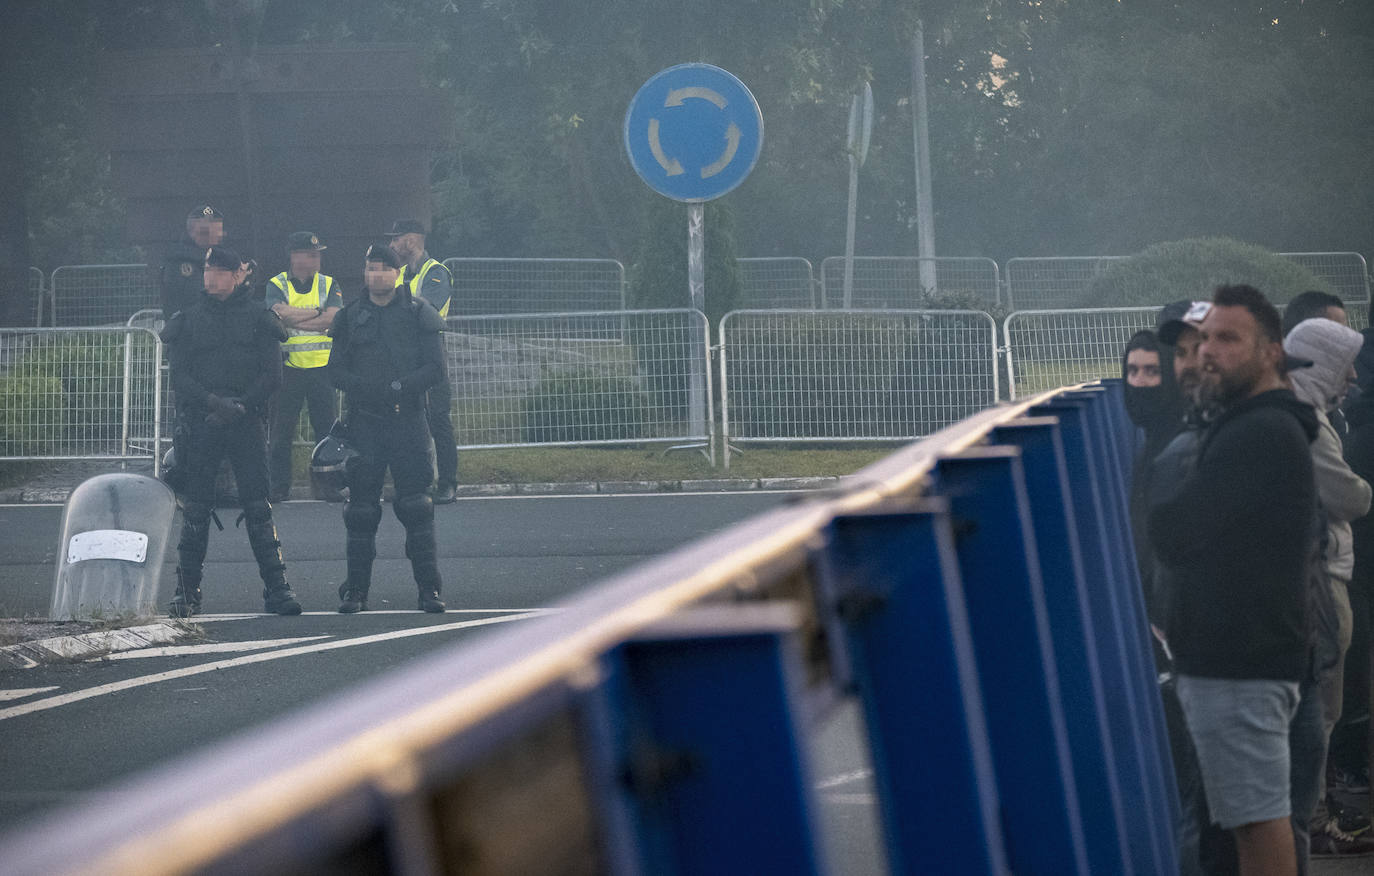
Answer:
[
  {"xmin": 161, "ymin": 245, "xmax": 302, "ymax": 617},
  {"xmin": 159, "ymin": 205, "xmax": 225, "ymax": 318},
  {"xmin": 328, "ymin": 243, "xmax": 448, "ymax": 613}
]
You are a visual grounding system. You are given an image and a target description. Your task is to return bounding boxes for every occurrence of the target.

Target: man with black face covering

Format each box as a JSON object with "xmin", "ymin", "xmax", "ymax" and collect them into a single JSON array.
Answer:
[{"xmin": 1123, "ymin": 329, "xmax": 1185, "ymax": 591}]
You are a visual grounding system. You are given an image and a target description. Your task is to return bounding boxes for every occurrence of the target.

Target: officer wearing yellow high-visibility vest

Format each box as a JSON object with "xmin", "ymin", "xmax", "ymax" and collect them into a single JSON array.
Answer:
[
  {"xmin": 266, "ymin": 231, "xmax": 343, "ymax": 501},
  {"xmin": 387, "ymin": 219, "xmax": 458, "ymax": 504}
]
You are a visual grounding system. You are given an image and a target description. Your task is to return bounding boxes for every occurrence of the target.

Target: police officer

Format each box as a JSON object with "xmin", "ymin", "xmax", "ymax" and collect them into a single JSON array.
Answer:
[
  {"xmin": 161, "ymin": 245, "xmax": 302, "ymax": 617},
  {"xmin": 329, "ymin": 243, "xmax": 448, "ymax": 613},
  {"xmin": 266, "ymin": 231, "xmax": 342, "ymax": 501},
  {"xmin": 159, "ymin": 205, "xmax": 225, "ymax": 318},
  {"xmin": 387, "ymin": 219, "xmax": 458, "ymax": 504}
]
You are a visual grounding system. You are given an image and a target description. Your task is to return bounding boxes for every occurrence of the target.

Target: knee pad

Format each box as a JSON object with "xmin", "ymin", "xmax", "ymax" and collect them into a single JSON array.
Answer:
[
  {"xmin": 344, "ymin": 500, "xmax": 383, "ymax": 533},
  {"xmin": 394, "ymin": 493, "xmax": 434, "ymax": 528},
  {"xmin": 242, "ymin": 499, "xmax": 273, "ymax": 525}
]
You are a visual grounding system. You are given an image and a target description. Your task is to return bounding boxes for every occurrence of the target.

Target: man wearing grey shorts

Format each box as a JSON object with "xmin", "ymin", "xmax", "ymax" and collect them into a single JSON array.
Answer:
[{"xmin": 1151, "ymin": 285, "xmax": 1319, "ymax": 876}]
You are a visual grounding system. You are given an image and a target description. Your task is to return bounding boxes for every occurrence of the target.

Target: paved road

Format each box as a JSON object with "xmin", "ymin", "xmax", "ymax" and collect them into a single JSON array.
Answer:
[{"xmin": 3, "ymin": 493, "xmax": 865, "ymax": 831}]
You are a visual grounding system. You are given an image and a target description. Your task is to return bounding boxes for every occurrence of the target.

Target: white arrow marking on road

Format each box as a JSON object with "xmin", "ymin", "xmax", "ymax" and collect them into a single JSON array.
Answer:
[
  {"xmin": 648, "ymin": 119, "xmax": 684, "ymax": 176},
  {"xmin": 664, "ymin": 87, "xmax": 727, "ymax": 109},
  {"xmin": 701, "ymin": 122, "xmax": 741, "ymax": 179},
  {"xmin": 91, "ymin": 636, "xmax": 332, "ymax": 661},
  {"xmin": 0, "ymin": 612, "xmax": 542, "ymax": 722},
  {"xmin": 0, "ymin": 687, "xmax": 59, "ymax": 702}
]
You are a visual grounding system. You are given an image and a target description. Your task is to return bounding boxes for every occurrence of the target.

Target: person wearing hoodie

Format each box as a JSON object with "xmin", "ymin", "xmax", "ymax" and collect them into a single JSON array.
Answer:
[
  {"xmin": 1283, "ymin": 318, "xmax": 1372, "ymax": 860},
  {"xmin": 1330, "ymin": 328, "xmax": 1374, "ymax": 802},
  {"xmin": 1150, "ymin": 284, "xmax": 1319, "ymax": 876},
  {"xmin": 1123, "ymin": 329, "xmax": 1185, "ymax": 598}
]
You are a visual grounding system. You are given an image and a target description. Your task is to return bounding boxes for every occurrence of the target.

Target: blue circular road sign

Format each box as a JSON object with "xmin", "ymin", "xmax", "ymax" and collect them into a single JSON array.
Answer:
[{"xmin": 624, "ymin": 63, "xmax": 764, "ymax": 203}]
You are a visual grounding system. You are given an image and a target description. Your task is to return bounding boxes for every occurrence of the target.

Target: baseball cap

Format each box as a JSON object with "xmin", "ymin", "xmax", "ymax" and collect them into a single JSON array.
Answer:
[
  {"xmin": 1157, "ymin": 300, "xmax": 1210, "ymax": 345},
  {"xmin": 187, "ymin": 204, "xmax": 224, "ymax": 221},
  {"xmin": 384, "ymin": 219, "xmax": 426, "ymax": 237},
  {"xmin": 204, "ymin": 246, "xmax": 244, "ymax": 271}
]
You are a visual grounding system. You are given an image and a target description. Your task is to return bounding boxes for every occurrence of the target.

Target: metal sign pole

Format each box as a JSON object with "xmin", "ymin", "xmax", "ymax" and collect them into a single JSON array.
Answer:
[
  {"xmin": 843, "ymin": 153, "xmax": 859, "ymax": 309},
  {"xmin": 687, "ymin": 202, "xmax": 707, "ymax": 440}
]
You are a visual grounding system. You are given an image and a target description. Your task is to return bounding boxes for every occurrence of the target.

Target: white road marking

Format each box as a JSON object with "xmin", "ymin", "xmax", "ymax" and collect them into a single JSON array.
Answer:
[
  {"xmin": 91, "ymin": 636, "xmax": 333, "ymax": 661},
  {"xmin": 0, "ymin": 492, "xmax": 802, "ymax": 510},
  {"xmin": 0, "ymin": 613, "xmax": 539, "ymax": 722},
  {"xmin": 816, "ymin": 768, "xmax": 873, "ymax": 789},
  {"xmin": 194, "ymin": 609, "xmax": 547, "ymax": 621},
  {"xmin": 0, "ymin": 687, "xmax": 59, "ymax": 702}
]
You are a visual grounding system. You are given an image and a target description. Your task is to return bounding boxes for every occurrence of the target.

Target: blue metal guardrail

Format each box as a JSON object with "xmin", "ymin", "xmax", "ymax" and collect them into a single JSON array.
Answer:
[{"xmin": 0, "ymin": 380, "xmax": 1178, "ymax": 875}]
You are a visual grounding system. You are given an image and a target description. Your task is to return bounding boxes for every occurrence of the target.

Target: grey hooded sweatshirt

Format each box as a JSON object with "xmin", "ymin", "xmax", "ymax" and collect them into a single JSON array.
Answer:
[{"xmin": 1285, "ymin": 317, "xmax": 1371, "ymax": 582}]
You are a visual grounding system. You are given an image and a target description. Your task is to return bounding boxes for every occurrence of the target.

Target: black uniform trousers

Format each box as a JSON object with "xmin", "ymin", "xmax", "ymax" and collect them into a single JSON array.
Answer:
[
  {"xmin": 349, "ymin": 407, "xmax": 434, "ymax": 503},
  {"xmin": 269, "ymin": 364, "xmax": 337, "ymax": 495},
  {"xmin": 427, "ymin": 378, "xmax": 458, "ymax": 487},
  {"xmin": 184, "ymin": 416, "xmax": 271, "ymax": 506}
]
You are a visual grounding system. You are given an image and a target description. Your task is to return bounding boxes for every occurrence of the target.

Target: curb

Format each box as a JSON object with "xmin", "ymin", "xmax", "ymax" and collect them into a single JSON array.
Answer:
[
  {"xmin": 1, "ymin": 477, "xmax": 844, "ymax": 505},
  {"xmin": 0, "ymin": 622, "xmax": 191, "ymax": 670}
]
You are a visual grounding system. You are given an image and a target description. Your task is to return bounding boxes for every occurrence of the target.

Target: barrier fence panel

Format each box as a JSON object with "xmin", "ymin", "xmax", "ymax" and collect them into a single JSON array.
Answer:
[
  {"xmin": 719, "ymin": 309, "xmax": 999, "ymax": 466},
  {"xmin": 1279, "ymin": 251, "xmax": 1371, "ymax": 303},
  {"xmin": 0, "ymin": 382, "xmax": 1180, "ymax": 875},
  {"xmin": 443, "ymin": 258, "xmax": 626, "ymax": 315},
  {"xmin": 1004, "ymin": 307, "xmax": 1162, "ymax": 399},
  {"xmin": 1004, "ymin": 256, "xmax": 1127, "ymax": 311},
  {"xmin": 28, "ymin": 266, "xmax": 44, "ymax": 326},
  {"xmin": 0, "ymin": 327, "xmax": 161, "ymax": 464},
  {"xmin": 445, "ymin": 308, "xmax": 712, "ymax": 452},
  {"xmin": 49, "ymin": 264, "xmax": 160, "ymax": 327},
  {"xmin": 819, "ymin": 256, "xmax": 1002, "ymax": 308},
  {"xmin": 735, "ymin": 257, "xmax": 816, "ymax": 308}
]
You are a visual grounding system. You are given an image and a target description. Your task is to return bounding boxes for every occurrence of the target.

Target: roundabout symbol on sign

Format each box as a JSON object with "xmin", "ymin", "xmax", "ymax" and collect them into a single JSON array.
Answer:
[{"xmin": 625, "ymin": 64, "xmax": 764, "ymax": 202}]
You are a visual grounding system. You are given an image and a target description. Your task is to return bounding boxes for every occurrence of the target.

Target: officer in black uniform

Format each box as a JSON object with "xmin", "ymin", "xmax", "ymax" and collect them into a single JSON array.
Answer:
[
  {"xmin": 328, "ymin": 243, "xmax": 448, "ymax": 613},
  {"xmin": 159, "ymin": 205, "xmax": 225, "ymax": 318},
  {"xmin": 161, "ymin": 246, "xmax": 302, "ymax": 618}
]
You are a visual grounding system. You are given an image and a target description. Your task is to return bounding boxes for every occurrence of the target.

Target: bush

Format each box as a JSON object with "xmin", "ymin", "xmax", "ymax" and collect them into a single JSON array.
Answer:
[
  {"xmin": 1083, "ymin": 237, "xmax": 1331, "ymax": 308},
  {"xmin": 521, "ymin": 369, "xmax": 650, "ymax": 444},
  {"xmin": 16, "ymin": 334, "xmax": 127, "ymax": 453},
  {"xmin": 0, "ymin": 376, "xmax": 65, "ymax": 455}
]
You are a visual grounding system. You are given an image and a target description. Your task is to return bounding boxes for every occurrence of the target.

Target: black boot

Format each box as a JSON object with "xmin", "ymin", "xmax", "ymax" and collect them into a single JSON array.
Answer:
[
  {"xmin": 244, "ymin": 500, "xmax": 301, "ymax": 615},
  {"xmin": 171, "ymin": 502, "xmax": 212, "ymax": 617},
  {"xmin": 170, "ymin": 568, "xmax": 202, "ymax": 618},
  {"xmin": 396, "ymin": 493, "xmax": 446, "ymax": 613},
  {"xmin": 338, "ymin": 531, "xmax": 374, "ymax": 613}
]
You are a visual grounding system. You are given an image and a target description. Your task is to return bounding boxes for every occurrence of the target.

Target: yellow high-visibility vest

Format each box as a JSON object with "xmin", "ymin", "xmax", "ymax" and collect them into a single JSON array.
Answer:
[
  {"xmin": 270, "ymin": 272, "xmax": 335, "ymax": 368},
  {"xmin": 398, "ymin": 258, "xmax": 450, "ymax": 317}
]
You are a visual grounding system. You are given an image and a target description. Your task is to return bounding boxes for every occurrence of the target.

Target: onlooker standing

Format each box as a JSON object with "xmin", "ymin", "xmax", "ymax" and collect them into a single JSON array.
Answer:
[
  {"xmin": 266, "ymin": 231, "xmax": 342, "ymax": 501},
  {"xmin": 1150, "ymin": 284, "xmax": 1319, "ymax": 876},
  {"xmin": 1282, "ymin": 291, "xmax": 1348, "ymax": 337},
  {"xmin": 1283, "ymin": 318, "xmax": 1372, "ymax": 858}
]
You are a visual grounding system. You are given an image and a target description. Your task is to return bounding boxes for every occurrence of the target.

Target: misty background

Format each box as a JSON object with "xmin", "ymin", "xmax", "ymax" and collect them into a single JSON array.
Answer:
[{"xmin": 2, "ymin": 0, "xmax": 1371, "ymax": 278}]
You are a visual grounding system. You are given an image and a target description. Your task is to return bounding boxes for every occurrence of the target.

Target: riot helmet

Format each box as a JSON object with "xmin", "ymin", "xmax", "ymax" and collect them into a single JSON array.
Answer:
[{"xmin": 311, "ymin": 421, "xmax": 359, "ymax": 493}]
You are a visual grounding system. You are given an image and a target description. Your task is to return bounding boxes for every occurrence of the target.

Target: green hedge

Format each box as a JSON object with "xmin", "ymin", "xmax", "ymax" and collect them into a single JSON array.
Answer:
[
  {"xmin": 0, "ymin": 376, "xmax": 65, "ymax": 455},
  {"xmin": 522, "ymin": 369, "xmax": 650, "ymax": 443},
  {"xmin": 1083, "ymin": 237, "xmax": 1331, "ymax": 308}
]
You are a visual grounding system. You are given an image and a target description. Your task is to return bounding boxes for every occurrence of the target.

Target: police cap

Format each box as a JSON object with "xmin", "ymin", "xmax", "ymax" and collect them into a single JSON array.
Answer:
[
  {"xmin": 384, "ymin": 219, "xmax": 426, "ymax": 238},
  {"xmin": 188, "ymin": 204, "xmax": 224, "ymax": 221},
  {"xmin": 364, "ymin": 243, "xmax": 403, "ymax": 270},
  {"xmin": 287, "ymin": 231, "xmax": 327, "ymax": 252},
  {"xmin": 204, "ymin": 245, "xmax": 244, "ymax": 272}
]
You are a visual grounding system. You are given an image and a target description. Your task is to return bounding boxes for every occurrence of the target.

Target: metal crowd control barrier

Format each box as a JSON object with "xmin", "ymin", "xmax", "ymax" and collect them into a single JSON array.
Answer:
[
  {"xmin": 0, "ymin": 327, "xmax": 162, "ymax": 467},
  {"xmin": 735, "ymin": 257, "xmax": 817, "ymax": 308},
  {"xmin": 0, "ymin": 380, "xmax": 1178, "ymax": 875},
  {"xmin": 819, "ymin": 257, "xmax": 1001, "ymax": 308},
  {"xmin": 719, "ymin": 309, "xmax": 999, "ymax": 467},
  {"xmin": 1279, "ymin": 251, "xmax": 1371, "ymax": 303},
  {"xmin": 1004, "ymin": 307, "xmax": 1163, "ymax": 399},
  {"xmin": 49, "ymin": 264, "xmax": 160, "ymax": 327},
  {"xmin": 445, "ymin": 309, "xmax": 713, "ymax": 457},
  {"xmin": 28, "ymin": 266, "xmax": 44, "ymax": 326},
  {"xmin": 443, "ymin": 258, "xmax": 626, "ymax": 315}
]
